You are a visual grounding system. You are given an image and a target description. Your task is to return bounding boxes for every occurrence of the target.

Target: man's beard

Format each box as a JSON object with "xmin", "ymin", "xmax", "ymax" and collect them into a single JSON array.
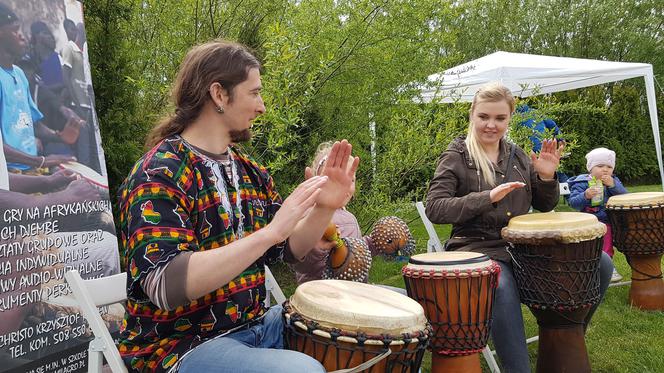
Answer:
[{"xmin": 229, "ymin": 129, "xmax": 252, "ymax": 143}]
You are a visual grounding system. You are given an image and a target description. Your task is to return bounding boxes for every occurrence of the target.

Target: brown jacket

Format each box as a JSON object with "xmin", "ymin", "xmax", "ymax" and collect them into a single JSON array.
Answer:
[{"xmin": 425, "ymin": 136, "xmax": 559, "ymax": 261}]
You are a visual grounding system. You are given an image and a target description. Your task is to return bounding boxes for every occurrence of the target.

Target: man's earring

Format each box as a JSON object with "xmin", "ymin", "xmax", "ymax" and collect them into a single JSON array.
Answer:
[{"xmin": 216, "ymin": 106, "xmax": 224, "ymax": 114}]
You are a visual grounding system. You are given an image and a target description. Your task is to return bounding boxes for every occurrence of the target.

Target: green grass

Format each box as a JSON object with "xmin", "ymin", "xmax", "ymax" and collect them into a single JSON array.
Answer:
[
  {"xmin": 625, "ymin": 184, "xmax": 664, "ymax": 193},
  {"xmin": 272, "ymin": 184, "xmax": 664, "ymax": 372}
]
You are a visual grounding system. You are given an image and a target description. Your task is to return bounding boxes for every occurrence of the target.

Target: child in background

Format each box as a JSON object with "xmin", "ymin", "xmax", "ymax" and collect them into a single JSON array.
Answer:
[
  {"xmin": 290, "ymin": 141, "xmax": 378, "ymax": 284},
  {"xmin": 568, "ymin": 147, "xmax": 628, "ymax": 282}
]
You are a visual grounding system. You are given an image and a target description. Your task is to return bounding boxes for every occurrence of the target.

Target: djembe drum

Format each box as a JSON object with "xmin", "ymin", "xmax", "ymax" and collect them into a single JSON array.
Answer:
[
  {"xmin": 606, "ymin": 192, "xmax": 664, "ymax": 310},
  {"xmin": 322, "ymin": 223, "xmax": 372, "ymax": 282},
  {"xmin": 283, "ymin": 280, "xmax": 430, "ymax": 372},
  {"xmin": 502, "ymin": 212, "xmax": 605, "ymax": 373},
  {"xmin": 369, "ymin": 216, "xmax": 416, "ymax": 257},
  {"xmin": 402, "ymin": 252, "xmax": 500, "ymax": 373}
]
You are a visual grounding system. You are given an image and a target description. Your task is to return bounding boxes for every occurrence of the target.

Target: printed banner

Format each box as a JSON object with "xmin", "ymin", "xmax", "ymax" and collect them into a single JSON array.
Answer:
[{"xmin": 0, "ymin": 1, "xmax": 121, "ymax": 372}]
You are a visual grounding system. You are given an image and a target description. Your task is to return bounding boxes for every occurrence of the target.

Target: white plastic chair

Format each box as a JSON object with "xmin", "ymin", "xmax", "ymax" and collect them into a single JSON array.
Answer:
[
  {"xmin": 559, "ymin": 182, "xmax": 570, "ymax": 197},
  {"xmin": 414, "ymin": 202, "xmax": 445, "ymax": 253},
  {"xmin": 66, "ymin": 266, "xmax": 287, "ymax": 373},
  {"xmin": 264, "ymin": 265, "xmax": 287, "ymax": 305},
  {"xmin": 65, "ymin": 270, "xmax": 128, "ymax": 373},
  {"xmin": 559, "ymin": 182, "xmax": 571, "ymax": 205}
]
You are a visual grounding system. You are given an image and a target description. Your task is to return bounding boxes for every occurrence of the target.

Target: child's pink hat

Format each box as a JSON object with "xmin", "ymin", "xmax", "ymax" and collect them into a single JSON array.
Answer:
[{"xmin": 586, "ymin": 147, "xmax": 615, "ymax": 171}]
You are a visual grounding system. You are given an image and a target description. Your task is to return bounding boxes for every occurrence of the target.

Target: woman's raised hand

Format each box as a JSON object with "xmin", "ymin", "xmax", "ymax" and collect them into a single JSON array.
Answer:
[{"xmin": 531, "ymin": 139, "xmax": 565, "ymax": 180}]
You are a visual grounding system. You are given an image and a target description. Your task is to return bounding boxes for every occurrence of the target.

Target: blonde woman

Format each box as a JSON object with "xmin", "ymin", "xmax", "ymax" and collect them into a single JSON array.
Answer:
[{"xmin": 425, "ymin": 82, "xmax": 613, "ymax": 372}]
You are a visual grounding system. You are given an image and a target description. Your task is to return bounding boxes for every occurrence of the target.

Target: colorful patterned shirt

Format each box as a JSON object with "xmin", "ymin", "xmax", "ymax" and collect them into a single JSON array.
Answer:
[{"xmin": 117, "ymin": 135, "xmax": 290, "ymax": 372}]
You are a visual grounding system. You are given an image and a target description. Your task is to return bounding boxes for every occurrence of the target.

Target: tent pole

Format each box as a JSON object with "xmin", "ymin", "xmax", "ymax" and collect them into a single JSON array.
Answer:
[
  {"xmin": 644, "ymin": 72, "xmax": 664, "ymax": 191},
  {"xmin": 370, "ymin": 114, "xmax": 377, "ymax": 180}
]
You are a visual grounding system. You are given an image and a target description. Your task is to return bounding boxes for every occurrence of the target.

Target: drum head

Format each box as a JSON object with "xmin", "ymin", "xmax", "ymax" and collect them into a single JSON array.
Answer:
[
  {"xmin": 406, "ymin": 251, "xmax": 493, "ymax": 272},
  {"xmin": 59, "ymin": 162, "xmax": 108, "ymax": 189},
  {"xmin": 607, "ymin": 192, "xmax": 664, "ymax": 208},
  {"xmin": 502, "ymin": 212, "xmax": 605, "ymax": 243},
  {"xmin": 289, "ymin": 280, "xmax": 427, "ymax": 335}
]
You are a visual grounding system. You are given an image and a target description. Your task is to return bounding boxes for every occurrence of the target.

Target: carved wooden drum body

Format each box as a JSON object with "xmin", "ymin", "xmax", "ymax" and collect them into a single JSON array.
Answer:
[
  {"xmin": 402, "ymin": 252, "xmax": 500, "ymax": 373},
  {"xmin": 607, "ymin": 192, "xmax": 664, "ymax": 310},
  {"xmin": 283, "ymin": 280, "xmax": 430, "ymax": 372},
  {"xmin": 502, "ymin": 212, "xmax": 605, "ymax": 373}
]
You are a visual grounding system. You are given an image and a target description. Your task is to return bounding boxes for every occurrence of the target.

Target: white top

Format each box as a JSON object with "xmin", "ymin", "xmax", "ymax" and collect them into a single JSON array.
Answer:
[{"xmin": 289, "ymin": 280, "xmax": 427, "ymax": 335}]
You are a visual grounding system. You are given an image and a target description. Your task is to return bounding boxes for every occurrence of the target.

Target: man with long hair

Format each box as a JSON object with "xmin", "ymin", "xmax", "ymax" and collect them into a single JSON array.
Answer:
[{"xmin": 117, "ymin": 40, "xmax": 358, "ymax": 372}]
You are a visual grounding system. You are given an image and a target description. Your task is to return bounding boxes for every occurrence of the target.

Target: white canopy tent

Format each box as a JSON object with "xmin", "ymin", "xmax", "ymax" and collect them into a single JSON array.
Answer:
[{"xmin": 418, "ymin": 51, "xmax": 664, "ymax": 190}]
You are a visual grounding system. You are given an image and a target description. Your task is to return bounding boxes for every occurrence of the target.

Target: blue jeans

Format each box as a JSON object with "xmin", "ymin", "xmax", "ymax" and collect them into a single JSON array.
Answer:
[
  {"xmin": 491, "ymin": 252, "xmax": 613, "ymax": 373},
  {"xmin": 178, "ymin": 306, "xmax": 325, "ymax": 373}
]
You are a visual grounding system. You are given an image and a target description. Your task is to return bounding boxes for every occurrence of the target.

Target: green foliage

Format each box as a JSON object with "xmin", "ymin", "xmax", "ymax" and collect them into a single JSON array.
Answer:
[
  {"xmin": 251, "ymin": 20, "xmax": 329, "ymax": 182},
  {"xmin": 508, "ymin": 96, "xmax": 582, "ymax": 170},
  {"xmin": 86, "ymin": 0, "xmax": 663, "ymax": 224},
  {"xmin": 454, "ymin": 0, "xmax": 664, "ymax": 76},
  {"xmin": 82, "ymin": 2, "xmax": 664, "ymax": 369},
  {"xmin": 546, "ymin": 85, "xmax": 662, "ymax": 182},
  {"xmin": 369, "ymin": 102, "xmax": 463, "ymax": 197},
  {"xmin": 450, "ymin": 0, "xmax": 664, "ymax": 184},
  {"xmin": 84, "ymin": 0, "xmax": 143, "ymax": 235}
]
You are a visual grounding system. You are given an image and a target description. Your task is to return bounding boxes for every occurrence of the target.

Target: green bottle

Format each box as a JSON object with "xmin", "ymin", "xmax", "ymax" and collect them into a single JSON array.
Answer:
[{"xmin": 588, "ymin": 176, "xmax": 604, "ymax": 207}]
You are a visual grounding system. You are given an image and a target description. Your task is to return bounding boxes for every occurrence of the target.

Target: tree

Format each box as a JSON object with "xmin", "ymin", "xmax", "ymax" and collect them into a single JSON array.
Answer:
[{"xmin": 86, "ymin": 0, "xmax": 663, "ymax": 232}]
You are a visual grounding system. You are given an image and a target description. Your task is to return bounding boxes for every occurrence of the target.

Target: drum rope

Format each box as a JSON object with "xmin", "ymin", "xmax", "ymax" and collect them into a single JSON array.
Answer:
[
  {"xmin": 506, "ymin": 245, "xmax": 521, "ymax": 270},
  {"xmin": 609, "ymin": 207, "xmax": 664, "ymax": 256},
  {"xmin": 283, "ymin": 301, "xmax": 430, "ymax": 372},
  {"xmin": 625, "ymin": 256, "xmax": 664, "ymax": 281},
  {"xmin": 403, "ymin": 266, "xmax": 499, "ymax": 355},
  {"xmin": 508, "ymin": 240, "xmax": 603, "ymax": 329}
]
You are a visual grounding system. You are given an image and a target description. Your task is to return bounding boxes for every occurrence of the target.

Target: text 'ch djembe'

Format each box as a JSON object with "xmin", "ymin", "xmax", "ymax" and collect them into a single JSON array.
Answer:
[
  {"xmin": 502, "ymin": 212, "xmax": 605, "ymax": 373},
  {"xmin": 283, "ymin": 280, "xmax": 431, "ymax": 372},
  {"xmin": 606, "ymin": 192, "xmax": 664, "ymax": 310},
  {"xmin": 402, "ymin": 252, "xmax": 500, "ymax": 373}
]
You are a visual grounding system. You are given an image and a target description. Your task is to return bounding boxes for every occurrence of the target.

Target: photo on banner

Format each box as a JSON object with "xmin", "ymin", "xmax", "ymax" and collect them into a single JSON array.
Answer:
[{"xmin": 0, "ymin": 1, "xmax": 121, "ymax": 372}]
